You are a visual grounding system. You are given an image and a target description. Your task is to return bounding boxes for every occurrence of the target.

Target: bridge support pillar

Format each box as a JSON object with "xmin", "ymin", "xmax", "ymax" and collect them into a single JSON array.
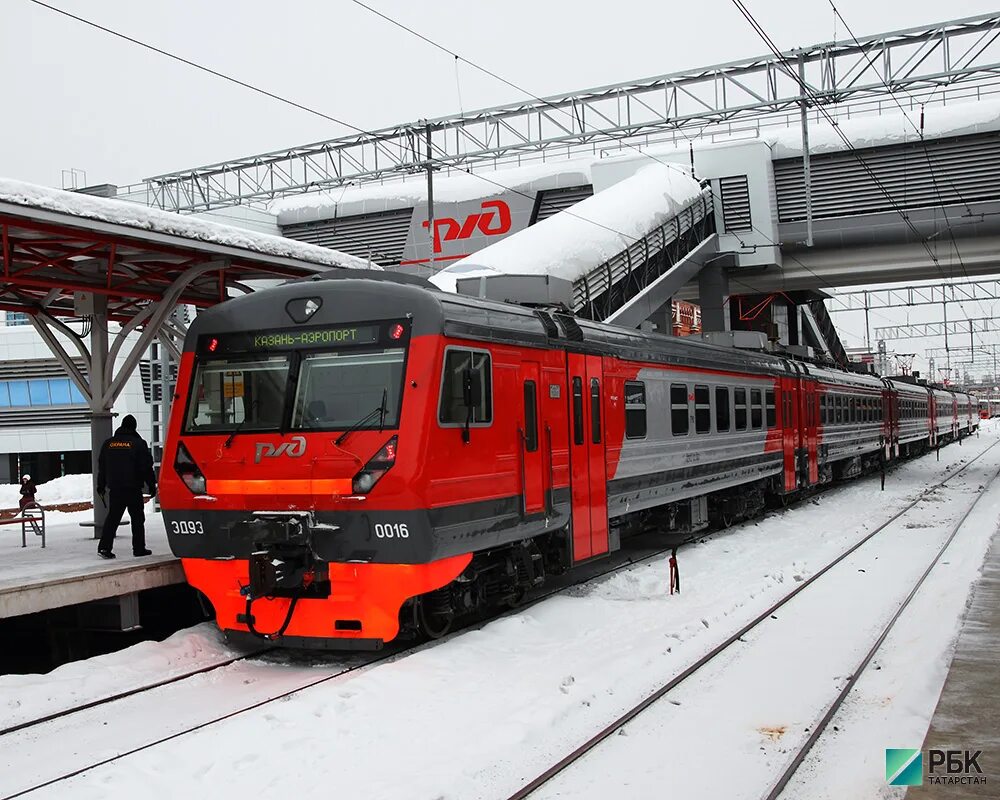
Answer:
[{"xmin": 698, "ymin": 261, "xmax": 730, "ymax": 333}]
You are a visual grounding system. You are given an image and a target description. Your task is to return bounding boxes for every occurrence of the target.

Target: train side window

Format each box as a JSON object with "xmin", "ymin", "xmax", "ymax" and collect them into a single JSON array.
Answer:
[
  {"xmin": 439, "ymin": 349, "xmax": 492, "ymax": 425},
  {"xmin": 716, "ymin": 387, "xmax": 731, "ymax": 432},
  {"xmin": 625, "ymin": 380, "xmax": 647, "ymax": 439},
  {"xmin": 835, "ymin": 395, "xmax": 843, "ymax": 424},
  {"xmin": 751, "ymin": 389, "xmax": 763, "ymax": 429},
  {"xmin": 572, "ymin": 377, "xmax": 584, "ymax": 445},
  {"xmin": 523, "ymin": 381, "xmax": 538, "ymax": 453},
  {"xmin": 765, "ymin": 389, "xmax": 776, "ymax": 428},
  {"xmin": 671, "ymin": 383, "xmax": 689, "ymax": 436},
  {"xmin": 849, "ymin": 397, "xmax": 857, "ymax": 423},
  {"xmin": 590, "ymin": 378, "xmax": 601, "ymax": 444},
  {"xmin": 694, "ymin": 385, "xmax": 710, "ymax": 434},
  {"xmin": 820, "ymin": 395, "xmax": 827, "ymax": 425},
  {"xmin": 734, "ymin": 388, "xmax": 748, "ymax": 430}
]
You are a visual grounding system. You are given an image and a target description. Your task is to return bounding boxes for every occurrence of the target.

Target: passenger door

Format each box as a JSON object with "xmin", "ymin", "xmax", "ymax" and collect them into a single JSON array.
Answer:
[{"xmin": 566, "ymin": 353, "xmax": 609, "ymax": 562}]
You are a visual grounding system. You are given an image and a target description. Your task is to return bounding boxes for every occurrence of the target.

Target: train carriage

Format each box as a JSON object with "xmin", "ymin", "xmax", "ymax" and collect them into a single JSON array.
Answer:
[{"xmin": 160, "ymin": 271, "xmax": 974, "ymax": 649}]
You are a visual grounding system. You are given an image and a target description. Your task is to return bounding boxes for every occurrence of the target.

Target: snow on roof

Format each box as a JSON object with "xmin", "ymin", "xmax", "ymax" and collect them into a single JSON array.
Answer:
[
  {"xmin": 633, "ymin": 97, "xmax": 1000, "ymax": 162},
  {"xmin": 429, "ymin": 163, "xmax": 703, "ymax": 293},
  {"xmin": 270, "ymin": 157, "xmax": 595, "ymax": 226},
  {"xmin": 0, "ymin": 178, "xmax": 370, "ymax": 270}
]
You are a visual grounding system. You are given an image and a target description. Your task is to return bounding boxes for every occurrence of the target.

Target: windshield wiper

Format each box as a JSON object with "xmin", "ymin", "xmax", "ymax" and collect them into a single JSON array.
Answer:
[
  {"xmin": 336, "ymin": 389, "xmax": 389, "ymax": 446},
  {"xmin": 224, "ymin": 399, "xmax": 259, "ymax": 449}
]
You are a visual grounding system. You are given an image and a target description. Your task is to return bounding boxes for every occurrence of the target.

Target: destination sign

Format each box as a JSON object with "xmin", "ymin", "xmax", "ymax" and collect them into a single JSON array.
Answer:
[{"xmin": 202, "ymin": 325, "xmax": 381, "ymax": 353}]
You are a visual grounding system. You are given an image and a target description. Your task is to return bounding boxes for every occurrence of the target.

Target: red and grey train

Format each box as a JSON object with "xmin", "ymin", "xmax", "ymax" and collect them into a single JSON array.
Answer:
[{"xmin": 160, "ymin": 271, "xmax": 978, "ymax": 649}]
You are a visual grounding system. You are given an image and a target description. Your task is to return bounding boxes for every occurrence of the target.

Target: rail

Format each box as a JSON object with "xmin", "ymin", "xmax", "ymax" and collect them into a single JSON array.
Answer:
[{"xmin": 505, "ymin": 437, "xmax": 1000, "ymax": 799}]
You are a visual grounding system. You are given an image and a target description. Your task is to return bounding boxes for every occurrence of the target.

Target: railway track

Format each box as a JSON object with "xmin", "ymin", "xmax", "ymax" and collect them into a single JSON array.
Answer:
[
  {"xmin": 0, "ymin": 645, "xmax": 274, "ymax": 737},
  {"xmin": 3, "ymin": 440, "xmax": 988, "ymax": 799},
  {"xmin": 505, "ymin": 439, "xmax": 1000, "ymax": 800},
  {"xmin": 0, "ymin": 532, "xmax": 693, "ymax": 800}
]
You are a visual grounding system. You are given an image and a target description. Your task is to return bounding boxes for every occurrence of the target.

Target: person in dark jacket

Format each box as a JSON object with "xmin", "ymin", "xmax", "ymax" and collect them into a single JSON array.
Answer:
[
  {"xmin": 19, "ymin": 475, "xmax": 37, "ymax": 511},
  {"xmin": 96, "ymin": 414, "xmax": 157, "ymax": 559}
]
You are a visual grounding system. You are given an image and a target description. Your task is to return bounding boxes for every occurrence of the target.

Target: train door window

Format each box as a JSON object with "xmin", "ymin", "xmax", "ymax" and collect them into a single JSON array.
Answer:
[
  {"xmin": 734, "ymin": 388, "xmax": 748, "ymax": 430},
  {"xmin": 671, "ymin": 383, "xmax": 689, "ymax": 436},
  {"xmin": 694, "ymin": 385, "xmax": 711, "ymax": 434},
  {"xmin": 625, "ymin": 381, "xmax": 647, "ymax": 439},
  {"xmin": 716, "ymin": 387, "xmax": 731, "ymax": 432},
  {"xmin": 750, "ymin": 389, "xmax": 763, "ymax": 429},
  {"xmin": 590, "ymin": 378, "xmax": 601, "ymax": 444},
  {"xmin": 765, "ymin": 389, "xmax": 776, "ymax": 428},
  {"xmin": 572, "ymin": 377, "xmax": 584, "ymax": 445},
  {"xmin": 523, "ymin": 381, "xmax": 538, "ymax": 452},
  {"xmin": 439, "ymin": 349, "xmax": 493, "ymax": 425}
]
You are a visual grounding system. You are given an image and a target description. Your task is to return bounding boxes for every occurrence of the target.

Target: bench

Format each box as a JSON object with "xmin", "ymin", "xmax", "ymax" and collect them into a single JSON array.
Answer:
[{"xmin": 0, "ymin": 503, "xmax": 46, "ymax": 548}]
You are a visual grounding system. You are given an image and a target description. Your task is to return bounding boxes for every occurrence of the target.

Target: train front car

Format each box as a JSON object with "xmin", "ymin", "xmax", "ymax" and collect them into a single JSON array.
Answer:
[{"xmin": 161, "ymin": 273, "xmax": 472, "ymax": 649}]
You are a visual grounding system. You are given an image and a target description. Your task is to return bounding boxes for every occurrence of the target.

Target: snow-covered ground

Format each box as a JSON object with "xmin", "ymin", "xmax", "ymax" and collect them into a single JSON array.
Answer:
[
  {"xmin": 3, "ymin": 427, "xmax": 995, "ymax": 800},
  {"xmin": 0, "ymin": 624, "xmax": 233, "ymax": 731},
  {"xmin": 0, "ymin": 507, "xmax": 170, "ymax": 592}
]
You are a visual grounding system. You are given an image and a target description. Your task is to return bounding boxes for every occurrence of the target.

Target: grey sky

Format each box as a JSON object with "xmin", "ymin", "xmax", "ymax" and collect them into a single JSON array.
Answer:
[
  {"xmin": 2, "ymin": 0, "xmax": 998, "ymax": 380},
  {"xmin": 2, "ymin": 0, "xmax": 996, "ymax": 186}
]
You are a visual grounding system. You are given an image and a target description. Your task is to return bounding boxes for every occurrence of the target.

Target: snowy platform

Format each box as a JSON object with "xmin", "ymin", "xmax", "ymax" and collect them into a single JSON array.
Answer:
[
  {"xmin": 911, "ymin": 525, "xmax": 1000, "ymax": 796},
  {"xmin": 0, "ymin": 509, "xmax": 180, "ymax": 618}
]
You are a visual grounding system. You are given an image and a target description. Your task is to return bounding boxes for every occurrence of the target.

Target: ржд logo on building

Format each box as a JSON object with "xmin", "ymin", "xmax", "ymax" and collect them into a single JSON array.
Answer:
[{"xmin": 420, "ymin": 199, "xmax": 512, "ymax": 254}]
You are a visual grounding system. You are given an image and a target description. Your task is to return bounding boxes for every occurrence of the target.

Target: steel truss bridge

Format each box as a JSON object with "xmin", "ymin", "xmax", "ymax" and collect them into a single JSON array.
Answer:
[{"xmin": 137, "ymin": 13, "xmax": 1000, "ymax": 213}]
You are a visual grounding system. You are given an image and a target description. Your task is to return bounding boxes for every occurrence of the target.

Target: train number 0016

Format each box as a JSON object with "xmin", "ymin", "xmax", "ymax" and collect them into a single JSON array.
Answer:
[
  {"xmin": 374, "ymin": 522, "xmax": 409, "ymax": 539},
  {"xmin": 170, "ymin": 520, "xmax": 205, "ymax": 535}
]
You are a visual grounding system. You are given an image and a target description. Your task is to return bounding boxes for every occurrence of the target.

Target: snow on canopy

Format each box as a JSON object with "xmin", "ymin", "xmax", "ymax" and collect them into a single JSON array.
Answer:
[
  {"xmin": 0, "ymin": 177, "xmax": 370, "ymax": 270},
  {"xmin": 270, "ymin": 158, "xmax": 594, "ymax": 226},
  {"xmin": 429, "ymin": 162, "xmax": 703, "ymax": 293}
]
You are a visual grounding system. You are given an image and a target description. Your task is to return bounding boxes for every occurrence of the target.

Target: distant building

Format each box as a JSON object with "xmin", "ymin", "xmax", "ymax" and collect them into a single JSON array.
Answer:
[{"xmin": 0, "ymin": 313, "xmax": 150, "ymax": 484}]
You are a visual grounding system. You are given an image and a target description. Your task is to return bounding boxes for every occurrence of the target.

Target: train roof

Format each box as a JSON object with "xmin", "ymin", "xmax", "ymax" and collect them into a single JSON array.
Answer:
[
  {"xmin": 186, "ymin": 272, "xmax": 976, "ymax": 394},
  {"xmin": 187, "ymin": 272, "xmax": 798, "ymax": 377}
]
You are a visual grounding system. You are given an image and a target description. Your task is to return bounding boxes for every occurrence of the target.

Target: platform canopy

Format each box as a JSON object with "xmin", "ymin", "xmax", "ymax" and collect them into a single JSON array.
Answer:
[
  {"xmin": 0, "ymin": 178, "xmax": 365, "ymax": 320},
  {"xmin": 0, "ymin": 177, "xmax": 366, "ymax": 534}
]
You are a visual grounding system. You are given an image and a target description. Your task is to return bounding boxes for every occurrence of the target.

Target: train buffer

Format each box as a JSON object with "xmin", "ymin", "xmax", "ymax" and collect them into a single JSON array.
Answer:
[{"xmin": 0, "ymin": 502, "xmax": 46, "ymax": 548}]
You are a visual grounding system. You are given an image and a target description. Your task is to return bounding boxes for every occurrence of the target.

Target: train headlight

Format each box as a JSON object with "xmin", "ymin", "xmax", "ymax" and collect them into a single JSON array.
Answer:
[
  {"xmin": 352, "ymin": 436, "xmax": 397, "ymax": 495},
  {"xmin": 174, "ymin": 441, "xmax": 208, "ymax": 495}
]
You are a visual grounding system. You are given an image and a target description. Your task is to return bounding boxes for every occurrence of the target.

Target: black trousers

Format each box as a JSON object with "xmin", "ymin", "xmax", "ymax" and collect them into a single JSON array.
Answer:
[{"xmin": 98, "ymin": 488, "xmax": 146, "ymax": 553}]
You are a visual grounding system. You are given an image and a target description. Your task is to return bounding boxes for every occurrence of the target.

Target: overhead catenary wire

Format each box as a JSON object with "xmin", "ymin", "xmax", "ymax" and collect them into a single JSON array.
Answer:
[
  {"xmin": 730, "ymin": 0, "xmax": 989, "ymax": 374},
  {"xmin": 23, "ymin": 0, "xmax": 917, "ymax": 339},
  {"xmin": 826, "ymin": 0, "xmax": 994, "ymax": 359},
  {"xmin": 347, "ymin": 0, "xmax": 910, "ymax": 333}
]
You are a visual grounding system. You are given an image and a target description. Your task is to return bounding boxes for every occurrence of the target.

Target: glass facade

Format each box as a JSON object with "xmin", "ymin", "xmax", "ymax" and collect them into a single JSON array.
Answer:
[
  {"xmin": 0, "ymin": 378, "xmax": 86, "ymax": 408},
  {"xmin": 5, "ymin": 311, "xmax": 30, "ymax": 326}
]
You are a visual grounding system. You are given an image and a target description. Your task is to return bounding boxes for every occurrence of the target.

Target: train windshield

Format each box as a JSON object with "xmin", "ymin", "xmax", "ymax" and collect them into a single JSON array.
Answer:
[
  {"xmin": 291, "ymin": 348, "xmax": 405, "ymax": 430},
  {"xmin": 184, "ymin": 356, "xmax": 290, "ymax": 433}
]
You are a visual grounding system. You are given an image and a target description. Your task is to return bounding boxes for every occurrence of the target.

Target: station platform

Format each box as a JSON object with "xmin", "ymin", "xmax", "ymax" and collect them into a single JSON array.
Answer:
[
  {"xmin": 0, "ymin": 510, "xmax": 181, "ymax": 619},
  {"xmin": 910, "ymin": 525, "xmax": 1000, "ymax": 796}
]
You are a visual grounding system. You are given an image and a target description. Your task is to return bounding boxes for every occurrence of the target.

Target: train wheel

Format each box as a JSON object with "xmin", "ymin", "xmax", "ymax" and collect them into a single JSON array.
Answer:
[{"xmin": 417, "ymin": 595, "xmax": 454, "ymax": 640}]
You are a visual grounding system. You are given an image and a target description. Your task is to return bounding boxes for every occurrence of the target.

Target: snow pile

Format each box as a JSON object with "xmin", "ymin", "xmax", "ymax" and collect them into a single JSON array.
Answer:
[
  {"xmin": 271, "ymin": 157, "xmax": 594, "ymax": 225},
  {"xmin": 430, "ymin": 162, "xmax": 703, "ymax": 292},
  {"xmin": 0, "ymin": 473, "xmax": 94, "ymax": 510},
  {"xmin": 0, "ymin": 178, "xmax": 370, "ymax": 271},
  {"xmin": 0, "ymin": 624, "xmax": 232, "ymax": 729}
]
